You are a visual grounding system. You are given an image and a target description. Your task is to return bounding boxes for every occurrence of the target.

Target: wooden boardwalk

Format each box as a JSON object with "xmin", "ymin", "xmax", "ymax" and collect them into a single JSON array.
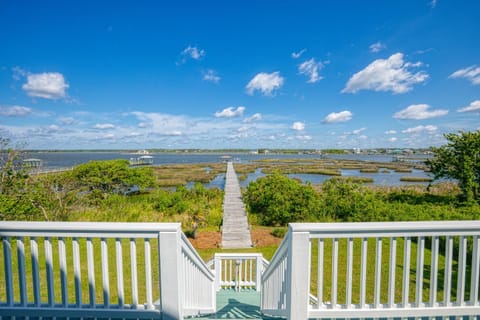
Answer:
[{"xmin": 221, "ymin": 161, "xmax": 253, "ymax": 248}]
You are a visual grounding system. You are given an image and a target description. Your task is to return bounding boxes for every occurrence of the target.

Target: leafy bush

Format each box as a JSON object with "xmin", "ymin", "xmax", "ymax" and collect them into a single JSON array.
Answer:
[
  {"xmin": 271, "ymin": 227, "xmax": 287, "ymax": 238},
  {"xmin": 244, "ymin": 172, "xmax": 321, "ymax": 226}
]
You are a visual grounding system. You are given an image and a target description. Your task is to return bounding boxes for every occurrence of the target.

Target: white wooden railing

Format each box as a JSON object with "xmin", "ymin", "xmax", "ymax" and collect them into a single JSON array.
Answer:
[
  {"xmin": 0, "ymin": 221, "xmax": 215, "ymax": 319},
  {"xmin": 261, "ymin": 221, "xmax": 480, "ymax": 320},
  {"xmin": 207, "ymin": 253, "xmax": 267, "ymax": 291}
]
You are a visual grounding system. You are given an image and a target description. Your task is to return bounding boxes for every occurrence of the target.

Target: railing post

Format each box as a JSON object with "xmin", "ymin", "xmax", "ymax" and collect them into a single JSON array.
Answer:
[
  {"xmin": 214, "ymin": 254, "xmax": 221, "ymax": 291},
  {"xmin": 158, "ymin": 226, "xmax": 184, "ymax": 320},
  {"xmin": 256, "ymin": 254, "xmax": 262, "ymax": 292},
  {"xmin": 285, "ymin": 227, "xmax": 310, "ymax": 320}
]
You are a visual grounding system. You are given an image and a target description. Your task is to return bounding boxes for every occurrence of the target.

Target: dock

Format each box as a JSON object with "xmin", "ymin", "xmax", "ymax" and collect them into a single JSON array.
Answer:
[{"xmin": 221, "ymin": 161, "xmax": 253, "ymax": 248}]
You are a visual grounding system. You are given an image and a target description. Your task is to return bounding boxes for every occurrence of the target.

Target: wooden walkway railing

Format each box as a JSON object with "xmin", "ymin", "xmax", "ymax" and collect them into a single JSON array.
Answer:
[
  {"xmin": 261, "ymin": 221, "xmax": 480, "ymax": 320},
  {"xmin": 0, "ymin": 222, "xmax": 215, "ymax": 320}
]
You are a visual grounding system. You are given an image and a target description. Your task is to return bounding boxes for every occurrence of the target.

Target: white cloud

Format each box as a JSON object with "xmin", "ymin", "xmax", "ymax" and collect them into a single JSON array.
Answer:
[
  {"xmin": 385, "ymin": 130, "xmax": 397, "ymax": 135},
  {"xmin": 394, "ymin": 104, "xmax": 448, "ymax": 120},
  {"xmin": 292, "ymin": 121, "xmax": 305, "ymax": 131},
  {"xmin": 323, "ymin": 110, "xmax": 353, "ymax": 123},
  {"xmin": 458, "ymin": 100, "xmax": 480, "ymax": 113},
  {"xmin": 246, "ymin": 72, "xmax": 284, "ymax": 96},
  {"xmin": 402, "ymin": 125, "xmax": 438, "ymax": 134},
  {"xmin": 389, "ymin": 137, "xmax": 398, "ymax": 142},
  {"xmin": 12, "ymin": 66, "xmax": 27, "ymax": 81},
  {"xmin": 22, "ymin": 72, "xmax": 69, "ymax": 99},
  {"xmin": 449, "ymin": 65, "xmax": 480, "ymax": 85},
  {"xmin": 296, "ymin": 135, "xmax": 312, "ymax": 140},
  {"xmin": 369, "ymin": 42, "xmax": 385, "ymax": 53},
  {"xmin": 292, "ymin": 49, "xmax": 307, "ymax": 59},
  {"xmin": 243, "ymin": 113, "xmax": 262, "ymax": 123},
  {"xmin": 214, "ymin": 106, "xmax": 245, "ymax": 118},
  {"xmin": 59, "ymin": 117, "xmax": 75, "ymax": 125},
  {"xmin": 298, "ymin": 58, "xmax": 323, "ymax": 83},
  {"xmin": 0, "ymin": 105, "xmax": 32, "ymax": 117},
  {"xmin": 342, "ymin": 53, "xmax": 428, "ymax": 94},
  {"xmin": 352, "ymin": 127, "xmax": 366, "ymax": 135},
  {"xmin": 203, "ymin": 69, "xmax": 221, "ymax": 83},
  {"xmin": 430, "ymin": 0, "xmax": 437, "ymax": 8},
  {"xmin": 181, "ymin": 46, "xmax": 205, "ymax": 60},
  {"xmin": 94, "ymin": 123, "xmax": 115, "ymax": 130}
]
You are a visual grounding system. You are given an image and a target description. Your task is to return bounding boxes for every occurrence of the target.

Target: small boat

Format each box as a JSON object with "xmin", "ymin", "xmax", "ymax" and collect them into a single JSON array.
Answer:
[{"xmin": 129, "ymin": 155, "xmax": 154, "ymax": 166}]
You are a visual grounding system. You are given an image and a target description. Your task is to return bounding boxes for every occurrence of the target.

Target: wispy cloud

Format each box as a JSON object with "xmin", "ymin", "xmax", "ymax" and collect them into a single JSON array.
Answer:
[
  {"xmin": 0, "ymin": 105, "xmax": 32, "ymax": 117},
  {"xmin": 352, "ymin": 127, "xmax": 366, "ymax": 135},
  {"xmin": 292, "ymin": 121, "xmax": 305, "ymax": 131},
  {"xmin": 449, "ymin": 65, "xmax": 480, "ymax": 85},
  {"xmin": 243, "ymin": 113, "xmax": 262, "ymax": 123},
  {"xmin": 323, "ymin": 110, "xmax": 353, "ymax": 123},
  {"xmin": 94, "ymin": 123, "xmax": 116, "ymax": 130},
  {"xmin": 291, "ymin": 48, "xmax": 307, "ymax": 59},
  {"xmin": 385, "ymin": 130, "xmax": 397, "ymax": 135},
  {"xmin": 182, "ymin": 46, "xmax": 205, "ymax": 60},
  {"xmin": 402, "ymin": 125, "xmax": 437, "ymax": 134},
  {"xmin": 203, "ymin": 69, "xmax": 221, "ymax": 83},
  {"xmin": 458, "ymin": 100, "xmax": 480, "ymax": 113},
  {"xmin": 369, "ymin": 41, "xmax": 385, "ymax": 53},
  {"xmin": 342, "ymin": 53, "xmax": 428, "ymax": 94},
  {"xmin": 246, "ymin": 72, "xmax": 284, "ymax": 96},
  {"xmin": 214, "ymin": 106, "xmax": 245, "ymax": 118},
  {"xmin": 429, "ymin": 0, "xmax": 437, "ymax": 8},
  {"xmin": 298, "ymin": 58, "xmax": 323, "ymax": 83},
  {"xmin": 22, "ymin": 72, "xmax": 69, "ymax": 99},
  {"xmin": 393, "ymin": 104, "xmax": 448, "ymax": 120}
]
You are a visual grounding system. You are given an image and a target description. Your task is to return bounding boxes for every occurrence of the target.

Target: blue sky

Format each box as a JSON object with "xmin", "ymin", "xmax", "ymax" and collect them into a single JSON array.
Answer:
[{"xmin": 1, "ymin": 0, "xmax": 479, "ymax": 150}]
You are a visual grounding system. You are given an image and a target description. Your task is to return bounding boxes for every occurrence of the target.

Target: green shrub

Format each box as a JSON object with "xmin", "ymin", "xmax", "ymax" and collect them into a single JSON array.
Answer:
[{"xmin": 244, "ymin": 172, "xmax": 321, "ymax": 226}]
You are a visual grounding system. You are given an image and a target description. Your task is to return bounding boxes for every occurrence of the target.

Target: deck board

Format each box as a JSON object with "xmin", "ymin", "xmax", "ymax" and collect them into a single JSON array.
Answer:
[{"xmin": 221, "ymin": 162, "xmax": 252, "ymax": 248}]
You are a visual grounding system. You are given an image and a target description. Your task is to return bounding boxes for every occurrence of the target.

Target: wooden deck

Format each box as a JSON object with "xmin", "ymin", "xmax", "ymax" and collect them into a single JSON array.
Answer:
[
  {"xmin": 221, "ymin": 162, "xmax": 253, "ymax": 248},
  {"xmin": 195, "ymin": 291, "xmax": 269, "ymax": 319}
]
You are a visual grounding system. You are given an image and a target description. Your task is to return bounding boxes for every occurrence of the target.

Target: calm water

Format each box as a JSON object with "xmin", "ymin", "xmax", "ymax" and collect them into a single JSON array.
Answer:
[{"xmin": 26, "ymin": 151, "xmax": 434, "ymax": 187}]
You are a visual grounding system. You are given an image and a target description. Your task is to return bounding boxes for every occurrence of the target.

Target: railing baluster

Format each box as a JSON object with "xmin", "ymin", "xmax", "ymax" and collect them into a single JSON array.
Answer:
[
  {"xmin": 86, "ymin": 237, "xmax": 96, "ymax": 307},
  {"xmin": 130, "ymin": 238, "xmax": 138, "ymax": 307},
  {"xmin": 101, "ymin": 238, "xmax": 110, "ymax": 307},
  {"xmin": 457, "ymin": 236, "xmax": 467, "ymax": 306},
  {"xmin": 402, "ymin": 236, "xmax": 411, "ymax": 307},
  {"xmin": 145, "ymin": 238, "xmax": 153, "ymax": 309},
  {"xmin": 444, "ymin": 236, "xmax": 453, "ymax": 306},
  {"xmin": 317, "ymin": 238, "xmax": 324, "ymax": 307},
  {"xmin": 470, "ymin": 236, "xmax": 480, "ymax": 306},
  {"xmin": 45, "ymin": 236, "xmax": 55, "ymax": 307},
  {"xmin": 331, "ymin": 238, "xmax": 339, "ymax": 307},
  {"xmin": 416, "ymin": 236, "xmax": 425, "ymax": 307},
  {"xmin": 388, "ymin": 237, "xmax": 397, "ymax": 308},
  {"xmin": 346, "ymin": 238, "xmax": 353, "ymax": 307},
  {"xmin": 374, "ymin": 237, "xmax": 382, "ymax": 308},
  {"xmin": 72, "ymin": 237, "xmax": 82, "ymax": 307},
  {"xmin": 17, "ymin": 237, "xmax": 27, "ymax": 306},
  {"xmin": 115, "ymin": 238, "xmax": 124, "ymax": 307},
  {"xmin": 30, "ymin": 237, "xmax": 41, "ymax": 306},
  {"xmin": 430, "ymin": 236, "xmax": 439, "ymax": 307},
  {"xmin": 360, "ymin": 237, "xmax": 367, "ymax": 308},
  {"xmin": 59, "ymin": 237, "xmax": 68, "ymax": 307},
  {"xmin": 3, "ymin": 237, "xmax": 13, "ymax": 306}
]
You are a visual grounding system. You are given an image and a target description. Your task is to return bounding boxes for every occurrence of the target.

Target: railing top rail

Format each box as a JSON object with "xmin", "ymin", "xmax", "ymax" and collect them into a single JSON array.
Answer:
[
  {"xmin": 289, "ymin": 220, "xmax": 480, "ymax": 238},
  {"xmin": 214, "ymin": 253, "xmax": 263, "ymax": 258},
  {"xmin": 0, "ymin": 221, "xmax": 181, "ymax": 238},
  {"xmin": 180, "ymin": 233, "xmax": 215, "ymax": 281}
]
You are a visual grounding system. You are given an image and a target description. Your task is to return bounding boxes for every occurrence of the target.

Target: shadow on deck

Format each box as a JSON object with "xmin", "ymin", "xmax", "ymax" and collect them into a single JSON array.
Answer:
[{"xmin": 194, "ymin": 291, "xmax": 279, "ymax": 320}]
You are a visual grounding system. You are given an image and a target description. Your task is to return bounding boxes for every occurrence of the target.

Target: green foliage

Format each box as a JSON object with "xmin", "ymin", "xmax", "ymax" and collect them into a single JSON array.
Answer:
[
  {"xmin": 318, "ymin": 178, "xmax": 378, "ymax": 221},
  {"xmin": 427, "ymin": 130, "xmax": 480, "ymax": 203},
  {"xmin": 244, "ymin": 172, "xmax": 321, "ymax": 226},
  {"xmin": 71, "ymin": 159, "xmax": 155, "ymax": 195},
  {"xmin": 271, "ymin": 227, "xmax": 287, "ymax": 238}
]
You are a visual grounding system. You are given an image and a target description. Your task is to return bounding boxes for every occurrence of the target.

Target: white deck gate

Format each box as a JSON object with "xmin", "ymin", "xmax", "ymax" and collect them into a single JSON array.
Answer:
[
  {"xmin": 0, "ymin": 222, "xmax": 215, "ymax": 319},
  {"xmin": 261, "ymin": 221, "xmax": 480, "ymax": 320}
]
